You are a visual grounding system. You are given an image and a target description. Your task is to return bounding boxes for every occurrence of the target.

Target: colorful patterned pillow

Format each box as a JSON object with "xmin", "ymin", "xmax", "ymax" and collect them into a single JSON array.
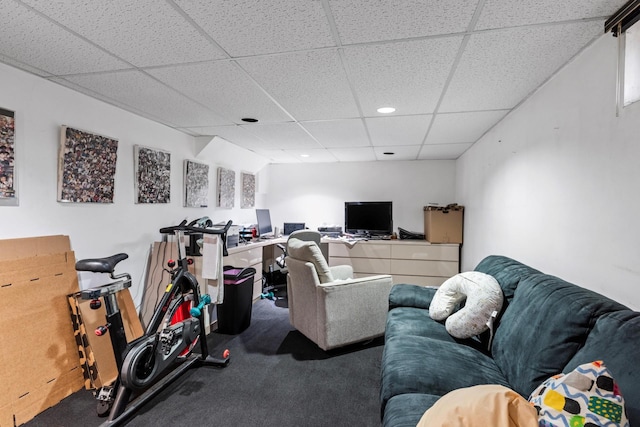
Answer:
[{"xmin": 529, "ymin": 361, "xmax": 629, "ymax": 427}]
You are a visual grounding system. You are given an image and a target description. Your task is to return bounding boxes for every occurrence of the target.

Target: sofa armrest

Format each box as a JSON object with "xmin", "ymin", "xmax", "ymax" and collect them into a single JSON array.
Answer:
[
  {"xmin": 388, "ymin": 284, "xmax": 437, "ymax": 311},
  {"xmin": 329, "ymin": 264, "xmax": 353, "ymax": 280}
]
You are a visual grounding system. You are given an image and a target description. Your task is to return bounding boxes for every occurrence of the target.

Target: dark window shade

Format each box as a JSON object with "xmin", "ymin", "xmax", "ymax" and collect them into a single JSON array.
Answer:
[{"xmin": 606, "ymin": 0, "xmax": 640, "ymax": 36}]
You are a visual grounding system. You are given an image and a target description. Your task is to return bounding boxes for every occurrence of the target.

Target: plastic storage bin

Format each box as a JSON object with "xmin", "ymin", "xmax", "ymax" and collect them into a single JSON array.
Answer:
[{"xmin": 216, "ymin": 266, "xmax": 256, "ymax": 334}]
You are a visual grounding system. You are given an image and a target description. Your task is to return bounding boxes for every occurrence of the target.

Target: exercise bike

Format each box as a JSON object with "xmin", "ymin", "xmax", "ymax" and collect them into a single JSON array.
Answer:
[{"xmin": 75, "ymin": 219, "xmax": 232, "ymax": 426}]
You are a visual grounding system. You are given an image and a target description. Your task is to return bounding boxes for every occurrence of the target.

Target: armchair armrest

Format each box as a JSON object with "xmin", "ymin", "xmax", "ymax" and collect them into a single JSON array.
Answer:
[
  {"xmin": 388, "ymin": 284, "xmax": 437, "ymax": 311},
  {"xmin": 316, "ymin": 274, "xmax": 394, "ymax": 349}
]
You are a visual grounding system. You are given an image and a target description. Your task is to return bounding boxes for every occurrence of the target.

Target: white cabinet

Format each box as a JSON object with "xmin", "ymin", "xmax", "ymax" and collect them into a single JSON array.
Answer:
[{"xmin": 328, "ymin": 240, "xmax": 459, "ymax": 286}]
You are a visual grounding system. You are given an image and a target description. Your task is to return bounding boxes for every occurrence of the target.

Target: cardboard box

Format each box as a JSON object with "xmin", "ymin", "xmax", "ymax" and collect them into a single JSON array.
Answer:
[
  {"xmin": 424, "ymin": 204, "xmax": 464, "ymax": 244},
  {"xmin": 0, "ymin": 235, "xmax": 85, "ymax": 426},
  {"xmin": 68, "ymin": 287, "xmax": 143, "ymax": 391}
]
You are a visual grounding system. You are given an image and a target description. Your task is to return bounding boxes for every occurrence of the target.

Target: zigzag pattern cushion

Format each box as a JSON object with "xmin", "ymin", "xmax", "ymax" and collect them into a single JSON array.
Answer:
[{"xmin": 529, "ymin": 361, "xmax": 629, "ymax": 427}]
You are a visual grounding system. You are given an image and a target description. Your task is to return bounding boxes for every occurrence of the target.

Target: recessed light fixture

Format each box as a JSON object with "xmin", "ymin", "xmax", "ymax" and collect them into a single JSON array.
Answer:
[
  {"xmin": 377, "ymin": 107, "xmax": 396, "ymax": 114},
  {"xmin": 241, "ymin": 117, "xmax": 259, "ymax": 123},
  {"xmin": 300, "ymin": 154, "xmax": 310, "ymax": 158}
]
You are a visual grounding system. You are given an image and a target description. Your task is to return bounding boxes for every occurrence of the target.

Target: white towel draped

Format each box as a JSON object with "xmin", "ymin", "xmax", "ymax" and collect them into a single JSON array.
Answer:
[{"xmin": 201, "ymin": 234, "xmax": 224, "ymax": 304}]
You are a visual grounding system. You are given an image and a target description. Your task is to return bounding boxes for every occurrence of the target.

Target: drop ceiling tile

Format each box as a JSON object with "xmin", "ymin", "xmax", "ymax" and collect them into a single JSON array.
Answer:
[
  {"xmin": 238, "ymin": 50, "xmax": 359, "ymax": 121},
  {"xmin": 0, "ymin": 54, "xmax": 52, "ymax": 77},
  {"xmin": 251, "ymin": 149, "xmax": 301, "ymax": 164},
  {"xmin": 21, "ymin": 0, "xmax": 226, "ymax": 67},
  {"xmin": 174, "ymin": 0, "xmax": 335, "ymax": 57},
  {"xmin": 475, "ymin": 0, "xmax": 628, "ymax": 30},
  {"xmin": 366, "ymin": 115, "xmax": 431, "ymax": 146},
  {"xmin": 300, "ymin": 119, "xmax": 370, "ymax": 148},
  {"xmin": 240, "ymin": 122, "xmax": 321, "ymax": 150},
  {"xmin": 181, "ymin": 125, "xmax": 267, "ymax": 149},
  {"xmin": 373, "ymin": 145, "xmax": 421, "ymax": 161},
  {"xmin": 147, "ymin": 61, "xmax": 290, "ymax": 124},
  {"xmin": 418, "ymin": 143, "xmax": 473, "ymax": 160},
  {"xmin": 426, "ymin": 110, "xmax": 509, "ymax": 144},
  {"xmin": 329, "ymin": 0, "xmax": 479, "ymax": 44},
  {"xmin": 0, "ymin": 1, "xmax": 129, "ymax": 75},
  {"xmin": 329, "ymin": 147, "xmax": 377, "ymax": 162},
  {"xmin": 344, "ymin": 36, "xmax": 463, "ymax": 116},
  {"xmin": 284, "ymin": 148, "xmax": 338, "ymax": 163},
  {"xmin": 62, "ymin": 70, "xmax": 230, "ymax": 128},
  {"xmin": 440, "ymin": 21, "xmax": 603, "ymax": 112}
]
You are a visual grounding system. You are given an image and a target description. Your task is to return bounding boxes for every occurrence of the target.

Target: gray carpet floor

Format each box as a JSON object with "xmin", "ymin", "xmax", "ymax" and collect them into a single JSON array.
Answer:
[{"xmin": 25, "ymin": 297, "xmax": 384, "ymax": 427}]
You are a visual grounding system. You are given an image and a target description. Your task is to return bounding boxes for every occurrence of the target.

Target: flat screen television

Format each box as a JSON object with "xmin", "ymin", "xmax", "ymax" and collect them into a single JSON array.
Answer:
[
  {"xmin": 344, "ymin": 201, "xmax": 393, "ymax": 237},
  {"xmin": 255, "ymin": 208, "xmax": 273, "ymax": 238}
]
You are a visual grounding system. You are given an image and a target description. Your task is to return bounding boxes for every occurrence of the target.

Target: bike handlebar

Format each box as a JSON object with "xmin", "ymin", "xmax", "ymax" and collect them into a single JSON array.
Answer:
[{"xmin": 159, "ymin": 220, "xmax": 233, "ymax": 236}]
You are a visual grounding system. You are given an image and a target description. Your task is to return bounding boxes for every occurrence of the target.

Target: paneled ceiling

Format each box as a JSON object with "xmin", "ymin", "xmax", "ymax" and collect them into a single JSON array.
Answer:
[{"xmin": 0, "ymin": 0, "xmax": 626, "ymax": 163}]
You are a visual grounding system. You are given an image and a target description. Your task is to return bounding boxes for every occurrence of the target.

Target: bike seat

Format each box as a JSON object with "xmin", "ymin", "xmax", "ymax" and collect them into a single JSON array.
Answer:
[{"xmin": 76, "ymin": 253, "xmax": 129, "ymax": 274}]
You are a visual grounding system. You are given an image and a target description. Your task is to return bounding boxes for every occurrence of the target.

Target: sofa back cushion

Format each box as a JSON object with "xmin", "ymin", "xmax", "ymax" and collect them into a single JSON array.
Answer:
[
  {"xmin": 491, "ymin": 273, "xmax": 628, "ymax": 398},
  {"xmin": 563, "ymin": 310, "xmax": 640, "ymax": 426}
]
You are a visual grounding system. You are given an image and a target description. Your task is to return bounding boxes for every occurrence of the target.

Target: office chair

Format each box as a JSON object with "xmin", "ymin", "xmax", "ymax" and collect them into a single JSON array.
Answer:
[{"xmin": 275, "ymin": 230, "xmax": 321, "ymax": 269}]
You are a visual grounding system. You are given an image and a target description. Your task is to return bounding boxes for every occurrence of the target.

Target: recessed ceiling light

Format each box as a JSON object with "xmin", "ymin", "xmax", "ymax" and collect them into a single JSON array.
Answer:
[
  {"xmin": 300, "ymin": 154, "xmax": 310, "ymax": 158},
  {"xmin": 241, "ymin": 117, "xmax": 259, "ymax": 123},
  {"xmin": 377, "ymin": 107, "xmax": 396, "ymax": 114}
]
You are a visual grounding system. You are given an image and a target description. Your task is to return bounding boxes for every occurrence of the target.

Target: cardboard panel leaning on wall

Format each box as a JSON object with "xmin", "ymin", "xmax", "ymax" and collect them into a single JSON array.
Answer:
[{"xmin": 0, "ymin": 235, "xmax": 84, "ymax": 426}]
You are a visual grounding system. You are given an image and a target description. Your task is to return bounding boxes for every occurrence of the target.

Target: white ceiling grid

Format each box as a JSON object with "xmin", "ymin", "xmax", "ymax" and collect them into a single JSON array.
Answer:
[{"xmin": 0, "ymin": 0, "xmax": 628, "ymax": 163}]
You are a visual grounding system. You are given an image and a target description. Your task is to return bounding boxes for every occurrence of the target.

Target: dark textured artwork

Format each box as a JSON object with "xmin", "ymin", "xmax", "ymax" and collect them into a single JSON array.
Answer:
[
  {"xmin": 184, "ymin": 160, "xmax": 209, "ymax": 208},
  {"xmin": 134, "ymin": 145, "xmax": 170, "ymax": 203},
  {"xmin": 0, "ymin": 108, "xmax": 15, "ymax": 200},
  {"xmin": 57, "ymin": 126, "xmax": 118, "ymax": 203}
]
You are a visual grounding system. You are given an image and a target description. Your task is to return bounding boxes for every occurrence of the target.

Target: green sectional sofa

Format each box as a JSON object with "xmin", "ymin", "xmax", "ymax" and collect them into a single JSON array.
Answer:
[{"xmin": 380, "ymin": 255, "xmax": 640, "ymax": 426}]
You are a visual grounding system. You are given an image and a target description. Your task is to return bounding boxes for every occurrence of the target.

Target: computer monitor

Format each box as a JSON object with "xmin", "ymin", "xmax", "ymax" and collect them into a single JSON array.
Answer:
[
  {"xmin": 255, "ymin": 209, "xmax": 273, "ymax": 238},
  {"xmin": 283, "ymin": 222, "xmax": 305, "ymax": 236}
]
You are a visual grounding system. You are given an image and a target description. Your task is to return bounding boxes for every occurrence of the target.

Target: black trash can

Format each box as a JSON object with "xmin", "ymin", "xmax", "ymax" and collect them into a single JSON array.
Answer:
[{"xmin": 216, "ymin": 266, "xmax": 256, "ymax": 334}]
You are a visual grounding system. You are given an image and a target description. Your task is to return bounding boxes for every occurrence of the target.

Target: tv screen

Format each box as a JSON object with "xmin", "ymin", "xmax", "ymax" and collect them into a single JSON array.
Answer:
[
  {"xmin": 255, "ymin": 208, "xmax": 273, "ymax": 237},
  {"xmin": 344, "ymin": 201, "xmax": 393, "ymax": 236}
]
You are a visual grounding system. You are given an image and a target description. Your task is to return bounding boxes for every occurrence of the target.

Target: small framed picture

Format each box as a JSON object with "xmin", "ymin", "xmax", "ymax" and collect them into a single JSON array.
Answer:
[
  {"xmin": 57, "ymin": 125, "xmax": 118, "ymax": 203},
  {"xmin": 0, "ymin": 108, "xmax": 16, "ymax": 205},
  {"xmin": 241, "ymin": 172, "xmax": 255, "ymax": 209},
  {"xmin": 134, "ymin": 145, "xmax": 171, "ymax": 204},
  {"xmin": 184, "ymin": 159, "xmax": 209, "ymax": 208},
  {"xmin": 217, "ymin": 167, "xmax": 235, "ymax": 208}
]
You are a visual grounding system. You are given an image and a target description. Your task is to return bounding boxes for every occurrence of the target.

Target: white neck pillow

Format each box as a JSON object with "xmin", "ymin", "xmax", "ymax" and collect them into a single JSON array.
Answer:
[{"xmin": 429, "ymin": 271, "xmax": 503, "ymax": 339}]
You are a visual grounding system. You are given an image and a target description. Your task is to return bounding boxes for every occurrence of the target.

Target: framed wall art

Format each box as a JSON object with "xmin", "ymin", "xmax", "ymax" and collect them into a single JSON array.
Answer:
[
  {"xmin": 217, "ymin": 167, "xmax": 235, "ymax": 208},
  {"xmin": 57, "ymin": 125, "xmax": 118, "ymax": 203},
  {"xmin": 184, "ymin": 159, "xmax": 209, "ymax": 208},
  {"xmin": 241, "ymin": 172, "xmax": 255, "ymax": 209},
  {"xmin": 134, "ymin": 145, "xmax": 171, "ymax": 204},
  {"xmin": 0, "ymin": 108, "xmax": 16, "ymax": 206}
]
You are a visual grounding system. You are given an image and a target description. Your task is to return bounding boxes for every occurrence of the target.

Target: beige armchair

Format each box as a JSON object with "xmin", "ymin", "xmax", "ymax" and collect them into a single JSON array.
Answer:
[{"xmin": 285, "ymin": 237, "xmax": 394, "ymax": 351}]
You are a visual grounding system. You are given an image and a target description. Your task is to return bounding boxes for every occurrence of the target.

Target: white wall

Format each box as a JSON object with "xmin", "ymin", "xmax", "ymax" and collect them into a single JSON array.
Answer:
[
  {"xmin": 0, "ymin": 62, "xmax": 268, "ymax": 306},
  {"xmin": 264, "ymin": 160, "xmax": 457, "ymax": 234},
  {"xmin": 457, "ymin": 34, "xmax": 640, "ymax": 310}
]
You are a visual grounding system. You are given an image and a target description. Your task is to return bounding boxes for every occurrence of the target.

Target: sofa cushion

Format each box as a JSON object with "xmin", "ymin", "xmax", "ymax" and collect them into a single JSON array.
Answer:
[
  {"xmin": 417, "ymin": 384, "xmax": 538, "ymax": 427},
  {"xmin": 529, "ymin": 361, "xmax": 629, "ymax": 427},
  {"xmin": 388, "ymin": 284, "xmax": 436, "ymax": 311},
  {"xmin": 385, "ymin": 307, "xmax": 488, "ymax": 353},
  {"xmin": 429, "ymin": 271, "xmax": 503, "ymax": 339},
  {"xmin": 287, "ymin": 238, "xmax": 334, "ymax": 283},
  {"xmin": 563, "ymin": 311, "xmax": 640, "ymax": 426},
  {"xmin": 382, "ymin": 394, "xmax": 440, "ymax": 427},
  {"xmin": 491, "ymin": 274, "xmax": 629, "ymax": 398},
  {"xmin": 380, "ymin": 335, "xmax": 509, "ymax": 413},
  {"xmin": 474, "ymin": 255, "xmax": 542, "ymax": 304}
]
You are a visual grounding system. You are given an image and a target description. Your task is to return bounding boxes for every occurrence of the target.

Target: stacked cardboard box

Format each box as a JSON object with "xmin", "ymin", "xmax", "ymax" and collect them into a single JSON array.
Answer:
[
  {"xmin": 423, "ymin": 204, "xmax": 465, "ymax": 244},
  {"xmin": 0, "ymin": 236, "xmax": 84, "ymax": 426}
]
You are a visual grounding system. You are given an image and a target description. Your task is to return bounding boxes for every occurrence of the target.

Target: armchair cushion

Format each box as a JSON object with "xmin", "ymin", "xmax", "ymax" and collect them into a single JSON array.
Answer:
[{"xmin": 287, "ymin": 238, "xmax": 334, "ymax": 283}]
